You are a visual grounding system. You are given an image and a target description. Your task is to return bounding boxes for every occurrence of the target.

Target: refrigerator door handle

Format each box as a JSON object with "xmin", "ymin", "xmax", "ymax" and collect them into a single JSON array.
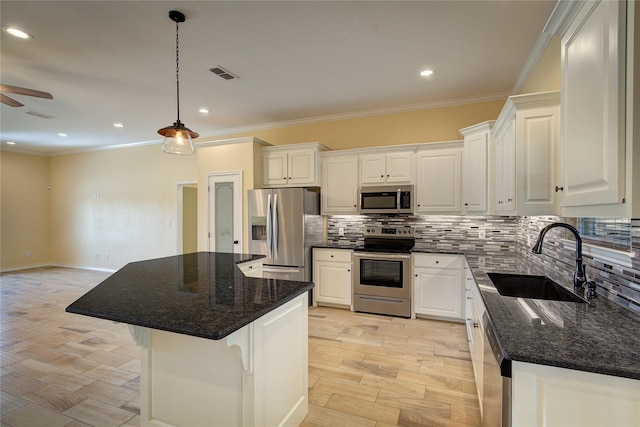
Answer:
[
  {"xmin": 266, "ymin": 194, "xmax": 273, "ymax": 259},
  {"xmin": 273, "ymin": 193, "xmax": 279, "ymax": 259}
]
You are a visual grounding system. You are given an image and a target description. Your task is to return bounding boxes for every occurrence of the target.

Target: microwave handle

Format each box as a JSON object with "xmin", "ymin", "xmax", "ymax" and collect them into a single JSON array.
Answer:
[{"xmin": 397, "ymin": 188, "xmax": 401, "ymax": 214}]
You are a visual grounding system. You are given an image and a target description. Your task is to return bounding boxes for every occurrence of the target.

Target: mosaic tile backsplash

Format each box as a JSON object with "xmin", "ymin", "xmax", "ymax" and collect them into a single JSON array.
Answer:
[{"xmin": 326, "ymin": 215, "xmax": 640, "ymax": 313}]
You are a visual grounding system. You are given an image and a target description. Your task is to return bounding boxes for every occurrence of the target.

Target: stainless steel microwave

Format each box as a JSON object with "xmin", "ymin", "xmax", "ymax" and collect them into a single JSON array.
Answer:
[{"xmin": 358, "ymin": 185, "xmax": 414, "ymax": 214}]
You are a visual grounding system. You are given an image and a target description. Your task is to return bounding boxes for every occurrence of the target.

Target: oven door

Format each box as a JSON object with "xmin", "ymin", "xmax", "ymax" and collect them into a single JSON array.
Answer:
[{"xmin": 353, "ymin": 252, "xmax": 411, "ymax": 299}]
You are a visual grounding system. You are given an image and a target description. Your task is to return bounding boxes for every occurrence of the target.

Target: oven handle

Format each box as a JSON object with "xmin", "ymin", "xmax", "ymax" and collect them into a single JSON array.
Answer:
[{"xmin": 353, "ymin": 252, "xmax": 411, "ymax": 260}]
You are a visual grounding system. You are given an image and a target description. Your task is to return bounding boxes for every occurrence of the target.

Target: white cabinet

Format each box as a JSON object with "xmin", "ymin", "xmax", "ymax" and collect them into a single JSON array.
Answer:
[
  {"xmin": 359, "ymin": 151, "xmax": 414, "ymax": 185},
  {"xmin": 313, "ymin": 248, "xmax": 353, "ymax": 308},
  {"xmin": 413, "ymin": 254, "xmax": 464, "ymax": 321},
  {"xmin": 492, "ymin": 91, "xmax": 561, "ymax": 216},
  {"xmin": 559, "ymin": 0, "xmax": 640, "ymax": 217},
  {"xmin": 237, "ymin": 258, "xmax": 263, "ymax": 278},
  {"xmin": 415, "ymin": 141, "xmax": 463, "ymax": 214},
  {"xmin": 460, "ymin": 122, "xmax": 494, "ymax": 214},
  {"xmin": 321, "ymin": 154, "xmax": 358, "ymax": 214},
  {"xmin": 263, "ymin": 142, "xmax": 326, "ymax": 187},
  {"xmin": 465, "ymin": 262, "xmax": 485, "ymax": 420},
  {"xmin": 512, "ymin": 361, "xmax": 640, "ymax": 427}
]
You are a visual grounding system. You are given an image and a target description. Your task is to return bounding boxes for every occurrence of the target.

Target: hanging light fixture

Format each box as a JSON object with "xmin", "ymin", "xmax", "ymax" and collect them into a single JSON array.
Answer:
[{"xmin": 158, "ymin": 10, "xmax": 198, "ymax": 155}]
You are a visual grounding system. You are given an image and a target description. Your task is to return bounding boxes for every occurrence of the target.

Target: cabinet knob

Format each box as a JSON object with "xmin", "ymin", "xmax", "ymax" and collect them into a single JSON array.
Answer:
[
  {"xmin": 507, "ymin": 198, "xmax": 513, "ymax": 202},
  {"xmin": 473, "ymin": 322, "xmax": 479, "ymax": 328},
  {"xmin": 289, "ymin": 177, "xmax": 292, "ymax": 180},
  {"xmin": 464, "ymin": 203, "xmax": 468, "ymax": 206},
  {"xmin": 353, "ymin": 204, "xmax": 357, "ymax": 207},
  {"xmin": 415, "ymin": 274, "xmax": 418, "ymax": 277},
  {"xmin": 330, "ymin": 255, "xmax": 334, "ymax": 258},
  {"xmin": 435, "ymin": 260, "xmax": 439, "ymax": 264},
  {"xmin": 387, "ymin": 174, "xmax": 390, "ymax": 177},
  {"xmin": 283, "ymin": 177, "xmax": 287, "ymax": 180},
  {"xmin": 380, "ymin": 175, "xmax": 384, "ymax": 178},
  {"xmin": 417, "ymin": 204, "xmax": 421, "ymax": 207},
  {"xmin": 233, "ymin": 240, "xmax": 239, "ymax": 244},
  {"xmin": 555, "ymin": 186, "xmax": 564, "ymax": 192},
  {"xmin": 347, "ymin": 269, "xmax": 351, "ymax": 272}
]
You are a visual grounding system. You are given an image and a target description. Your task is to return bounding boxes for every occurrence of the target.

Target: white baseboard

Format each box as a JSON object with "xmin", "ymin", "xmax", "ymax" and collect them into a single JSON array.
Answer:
[{"xmin": 1, "ymin": 263, "xmax": 117, "ymax": 274}]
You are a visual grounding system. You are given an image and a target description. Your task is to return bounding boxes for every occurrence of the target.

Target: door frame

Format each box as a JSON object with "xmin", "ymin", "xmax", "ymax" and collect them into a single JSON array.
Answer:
[
  {"xmin": 206, "ymin": 171, "xmax": 243, "ymax": 253},
  {"xmin": 175, "ymin": 180, "xmax": 198, "ymax": 255}
]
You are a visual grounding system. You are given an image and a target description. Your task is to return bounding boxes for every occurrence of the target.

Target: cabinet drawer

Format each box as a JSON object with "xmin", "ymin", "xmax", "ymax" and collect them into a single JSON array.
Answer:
[
  {"xmin": 314, "ymin": 248, "xmax": 352, "ymax": 263},
  {"xmin": 413, "ymin": 253, "xmax": 463, "ymax": 269}
]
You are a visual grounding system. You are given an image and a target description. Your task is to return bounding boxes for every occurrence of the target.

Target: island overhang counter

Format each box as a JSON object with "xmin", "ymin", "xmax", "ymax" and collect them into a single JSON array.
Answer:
[{"xmin": 66, "ymin": 252, "xmax": 314, "ymax": 427}]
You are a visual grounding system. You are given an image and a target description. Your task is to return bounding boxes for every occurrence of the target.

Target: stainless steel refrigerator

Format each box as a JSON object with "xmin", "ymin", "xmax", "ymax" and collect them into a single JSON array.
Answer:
[{"xmin": 247, "ymin": 188, "xmax": 323, "ymax": 281}]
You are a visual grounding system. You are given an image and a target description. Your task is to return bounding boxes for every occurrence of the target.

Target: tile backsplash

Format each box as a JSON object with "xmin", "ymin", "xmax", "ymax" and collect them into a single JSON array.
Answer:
[{"xmin": 326, "ymin": 215, "xmax": 640, "ymax": 313}]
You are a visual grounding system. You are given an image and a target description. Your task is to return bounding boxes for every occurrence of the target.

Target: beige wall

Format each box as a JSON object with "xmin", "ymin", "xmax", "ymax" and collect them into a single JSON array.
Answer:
[
  {"xmin": 519, "ymin": 36, "xmax": 561, "ymax": 94},
  {"xmin": 48, "ymin": 144, "xmax": 197, "ymax": 270},
  {"xmin": 182, "ymin": 186, "xmax": 198, "ymax": 254},
  {"xmin": 1, "ymin": 151, "xmax": 50, "ymax": 270},
  {"xmin": 207, "ymin": 100, "xmax": 506, "ymax": 149}
]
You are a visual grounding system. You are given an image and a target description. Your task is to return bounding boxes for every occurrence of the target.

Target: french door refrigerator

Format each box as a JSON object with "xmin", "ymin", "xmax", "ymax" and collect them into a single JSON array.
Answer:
[{"xmin": 248, "ymin": 188, "xmax": 322, "ymax": 281}]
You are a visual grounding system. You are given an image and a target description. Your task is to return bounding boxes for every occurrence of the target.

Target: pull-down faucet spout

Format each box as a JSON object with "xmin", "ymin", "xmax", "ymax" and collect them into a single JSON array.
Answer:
[{"xmin": 531, "ymin": 222, "xmax": 588, "ymax": 291}]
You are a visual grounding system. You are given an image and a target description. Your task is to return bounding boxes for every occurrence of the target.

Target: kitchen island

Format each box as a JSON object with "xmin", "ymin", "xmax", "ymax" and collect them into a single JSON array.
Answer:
[{"xmin": 66, "ymin": 252, "xmax": 313, "ymax": 427}]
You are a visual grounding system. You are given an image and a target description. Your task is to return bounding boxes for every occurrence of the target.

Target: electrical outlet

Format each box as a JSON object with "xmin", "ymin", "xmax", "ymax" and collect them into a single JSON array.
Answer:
[
  {"xmin": 478, "ymin": 230, "xmax": 486, "ymax": 239},
  {"xmin": 478, "ymin": 256, "xmax": 485, "ymax": 266},
  {"xmin": 25, "ymin": 251, "xmax": 31, "ymax": 257},
  {"xmin": 527, "ymin": 235, "xmax": 531, "ymax": 245},
  {"xmin": 339, "ymin": 227, "xmax": 345, "ymax": 236}
]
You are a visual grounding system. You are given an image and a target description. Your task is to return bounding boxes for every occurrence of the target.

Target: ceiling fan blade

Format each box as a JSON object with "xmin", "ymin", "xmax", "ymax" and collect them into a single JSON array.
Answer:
[
  {"xmin": 1, "ymin": 94, "xmax": 24, "ymax": 107},
  {"xmin": 0, "ymin": 84, "xmax": 53, "ymax": 100}
]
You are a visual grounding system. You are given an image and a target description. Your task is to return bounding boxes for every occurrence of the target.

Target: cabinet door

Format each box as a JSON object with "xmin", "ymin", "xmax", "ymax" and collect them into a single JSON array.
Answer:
[
  {"xmin": 561, "ymin": 0, "xmax": 626, "ymax": 207},
  {"xmin": 359, "ymin": 154, "xmax": 386, "ymax": 184},
  {"xmin": 264, "ymin": 152, "xmax": 289, "ymax": 187},
  {"xmin": 415, "ymin": 147, "xmax": 463, "ymax": 214},
  {"xmin": 322, "ymin": 156, "xmax": 358, "ymax": 214},
  {"xmin": 495, "ymin": 119, "xmax": 516, "ymax": 212},
  {"xmin": 516, "ymin": 106, "xmax": 559, "ymax": 215},
  {"xmin": 288, "ymin": 150, "xmax": 316, "ymax": 186},
  {"xmin": 414, "ymin": 267, "xmax": 464, "ymax": 320},
  {"xmin": 385, "ymin": 152, "xmax": 414, "ymax": 183},
  {"xmin": 313, "ymin": 260, "xmax": 352, "ymax": 307},
  {"xmin": 464, "ymin": 132, "xmax": 489, "ymax": 213}
]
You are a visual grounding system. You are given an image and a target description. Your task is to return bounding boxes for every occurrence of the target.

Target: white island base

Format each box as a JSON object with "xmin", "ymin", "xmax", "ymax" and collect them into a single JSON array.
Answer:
[{"xmin": 128, "ymin": 295, "xmax": 308, "ymax": 427}]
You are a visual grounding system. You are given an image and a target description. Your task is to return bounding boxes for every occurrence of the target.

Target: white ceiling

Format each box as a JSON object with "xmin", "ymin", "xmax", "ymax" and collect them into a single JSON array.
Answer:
[{"xmin": 0, "ymin": 0, "xmax": 557, "ymax": 155}]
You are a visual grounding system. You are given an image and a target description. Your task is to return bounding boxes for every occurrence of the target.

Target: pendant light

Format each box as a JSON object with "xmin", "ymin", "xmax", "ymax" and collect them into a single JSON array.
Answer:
[{"xmin": 158, "ymin": 10, "xmax": 198, "ymax": 155}]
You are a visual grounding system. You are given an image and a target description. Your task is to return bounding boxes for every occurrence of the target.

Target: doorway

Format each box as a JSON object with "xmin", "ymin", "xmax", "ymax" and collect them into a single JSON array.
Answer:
[
  {"xmin": 207, "ymin": 171, "xmax": 243, "ymax": 253},
  {"xmin": 176, "ymin": 181, "xmax": 198, "ymax": 255}
]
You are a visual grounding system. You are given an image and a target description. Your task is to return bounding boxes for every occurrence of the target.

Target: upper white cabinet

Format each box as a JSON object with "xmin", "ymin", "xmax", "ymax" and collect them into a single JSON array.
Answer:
[
  {"xmin": 415, "ymin": 141, "xmax": 464, "ymax": 214},
  {"xmin": 559, "ymin": 0, "xmax": 639, "ymax": 217},
  {"xmin": 460, "ymin": 122, "xmax": 494, "ymax": 214},
  {"xmin": 321, "ymin": 153, "xmax": 358, "ymax": 214},
  {"xmin": 492, "ymin": 91, "xmax": 561, "ymax": 216},
  {"xmin": 263, "ymin": 142, "xmax": 327, "ymax": 187},
  {"xmin": 359, "ymin": 151, "xmax": 414, "ymax": 185}
]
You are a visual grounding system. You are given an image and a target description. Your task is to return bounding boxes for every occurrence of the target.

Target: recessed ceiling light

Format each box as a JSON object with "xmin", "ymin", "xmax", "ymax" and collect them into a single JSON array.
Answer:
[
  {"xmin": 58, "ymin": 133, "xmax": 67, "ymax": 137},
  {"xmin": 113, "ymin": 122, "xmax": 124, "ymax": 128},
  {"xmin": 199, "ymin": 108, "xmax": 210, "ymax": 114},
  {"xmin": 6, "ymin": 141, "xmax": 16, "ymax": 145},
  {"xmin": 5, "ymin": 27, "xmax": 31, "ymax": 39},
  {"xmin": 420, "ymin": 69, "xmax": 434, "ymax": 77}
]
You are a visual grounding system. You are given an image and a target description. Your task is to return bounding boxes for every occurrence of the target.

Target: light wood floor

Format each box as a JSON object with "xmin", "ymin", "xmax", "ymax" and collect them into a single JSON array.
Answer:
[{"xmin": 1, "ymin": 267, "xmax": 480, "ymax": 427}]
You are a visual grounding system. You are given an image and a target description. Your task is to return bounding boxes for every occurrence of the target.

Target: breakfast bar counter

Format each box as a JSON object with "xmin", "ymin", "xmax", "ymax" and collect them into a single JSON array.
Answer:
[{"xmin": 66, "ymin": 252, "xmax": 313, "ymax": 427}]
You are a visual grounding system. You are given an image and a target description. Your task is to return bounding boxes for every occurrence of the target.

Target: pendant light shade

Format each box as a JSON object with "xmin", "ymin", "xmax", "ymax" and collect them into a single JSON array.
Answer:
[{"xmin": 159, "ymin": 10, "xmax": 197, "ymax": 155}]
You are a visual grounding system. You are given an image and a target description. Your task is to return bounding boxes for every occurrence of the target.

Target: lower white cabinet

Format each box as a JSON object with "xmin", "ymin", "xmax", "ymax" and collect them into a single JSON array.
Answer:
[
  {"xmin": 313, "ymin": 248, "xmax": 353, "ymax": 308},
  {"xmin": 512, "ymin": 361, "xmax": 640, "ymax": 427},
  {"xmin": 237, "ymin": 258, "xmax": 263, "ymax": 278},
  {"xmin": 413, "ymin": 254, "xmax": 464, "ymax": 320},
  {"xmin": 465, "ymin": 262, "xmax": 485, "ymax": 420}
]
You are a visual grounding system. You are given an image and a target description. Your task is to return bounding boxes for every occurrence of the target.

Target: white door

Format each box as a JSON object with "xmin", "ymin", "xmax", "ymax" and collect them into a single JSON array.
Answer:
[{"xmin": 207, "ymin": 172, "xmax": 242, "ymax": 253}]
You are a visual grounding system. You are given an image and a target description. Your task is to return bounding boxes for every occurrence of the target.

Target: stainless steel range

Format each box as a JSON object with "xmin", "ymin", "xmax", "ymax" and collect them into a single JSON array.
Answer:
[{"xmin": 353, "ymin": 226, "xmax": 415, "ymax": 318}]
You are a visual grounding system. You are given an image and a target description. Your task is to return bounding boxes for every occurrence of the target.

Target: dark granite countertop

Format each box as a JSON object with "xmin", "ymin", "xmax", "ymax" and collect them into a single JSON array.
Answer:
[
  {"xmin": 66, "ymin": 252, "xmax": 314, "ymax": 340},
  {"xmin": 466, "ymin": 253, "xmax": 640, "ymax": 381}
]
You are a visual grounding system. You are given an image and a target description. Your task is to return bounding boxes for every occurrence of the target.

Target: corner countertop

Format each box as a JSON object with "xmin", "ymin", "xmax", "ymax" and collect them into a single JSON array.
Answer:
[
  {"xmin": 465, "ymin": 253, "xmax": 640, "ymax": 380},
  {"xmin": 66, "ymin": 252, "xmax": 314, "ymax": 340},
  {"xmin": 316, "ymin": 244, "xmax": 640, "ymax": 380}
]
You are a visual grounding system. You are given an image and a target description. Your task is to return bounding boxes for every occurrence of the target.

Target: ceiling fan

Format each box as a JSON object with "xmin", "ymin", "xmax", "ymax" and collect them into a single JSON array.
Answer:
[{"xmin": 1, "ymin": 84, "xmax": 53, "ymax": 107}]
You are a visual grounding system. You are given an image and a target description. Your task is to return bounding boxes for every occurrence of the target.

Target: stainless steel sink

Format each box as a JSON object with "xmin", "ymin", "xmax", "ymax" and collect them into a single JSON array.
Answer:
[{"xmin": 487, "ymin": 272, "xmax": 588, "ymax": 303}]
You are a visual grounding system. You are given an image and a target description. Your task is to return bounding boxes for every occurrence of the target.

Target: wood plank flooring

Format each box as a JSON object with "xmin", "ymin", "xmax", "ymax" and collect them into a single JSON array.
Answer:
[{"xmin": 1, "ymin": 267, "xmax": 480, "ymax": 426}]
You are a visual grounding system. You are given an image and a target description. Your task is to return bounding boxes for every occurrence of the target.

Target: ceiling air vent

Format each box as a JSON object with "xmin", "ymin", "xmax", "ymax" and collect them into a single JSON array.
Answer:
[{"xmin": 209, "ymin": 66, "xmax": 238, "ymax": 80}]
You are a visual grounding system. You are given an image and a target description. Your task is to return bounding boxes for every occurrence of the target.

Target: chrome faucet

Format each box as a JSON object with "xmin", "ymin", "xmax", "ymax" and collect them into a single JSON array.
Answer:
[{"xmin": 531, "ymin": 223, "xmax": 590, "ymax": 293}]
